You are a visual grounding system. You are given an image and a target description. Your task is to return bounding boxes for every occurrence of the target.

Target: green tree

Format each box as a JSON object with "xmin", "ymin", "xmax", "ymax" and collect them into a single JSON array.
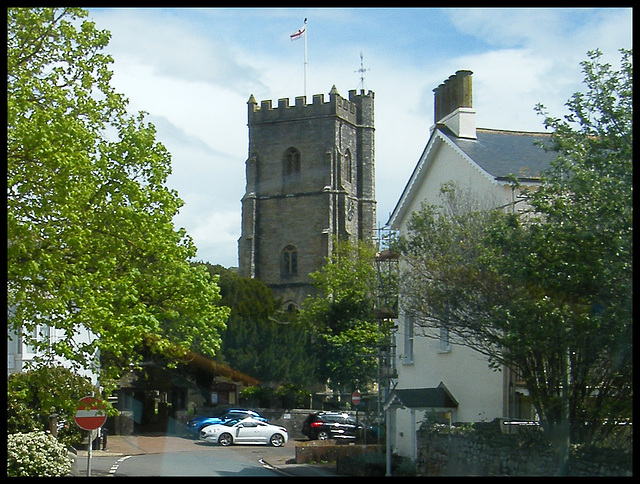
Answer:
[
  {"xmin": 7, "ymin": 365, "xmax": 98, "ymax": 448},
  {"xmin": 201, "ymin": 263, "xmax": 317, "ymax": 388},
  {"xmin": 397, "ymin": 49, "xmax": 632, "ymax": 469},
  {"xmin": 300, "ymin": 239, "xmax": 386, "ymax": 393},
  {"xmin": 7, "ymin": 8, "xmax": 229, "ymax": 385},
  {"xmin": 526, "ymin": 48, "xmax": 632, "ymax": 448}
]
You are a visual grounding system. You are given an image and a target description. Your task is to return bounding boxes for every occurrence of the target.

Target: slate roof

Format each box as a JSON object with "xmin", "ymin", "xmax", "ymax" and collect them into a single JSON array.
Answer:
[
  {"xmin": 386, "ymin": 382, "xmax": 459, "ymax": 410},
  {"xmin": 387, "ymin": 125, "xmax": 559, "ymax": 227},
  {"xmin": 441, "ymin": 126, "xmax": 558, "ymax": 181}
]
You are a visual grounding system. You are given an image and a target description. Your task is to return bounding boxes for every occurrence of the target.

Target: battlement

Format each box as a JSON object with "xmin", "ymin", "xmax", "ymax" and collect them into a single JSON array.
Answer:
[{"xmin": 248, "ymin": 86, "xmax": 374, "ymax": 126}]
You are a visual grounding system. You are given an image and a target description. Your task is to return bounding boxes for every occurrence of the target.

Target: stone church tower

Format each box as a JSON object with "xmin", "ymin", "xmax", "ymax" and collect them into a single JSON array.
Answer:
[{"xmin": 238, "ymin": 86, "xmax": 376, "ymax": 310}]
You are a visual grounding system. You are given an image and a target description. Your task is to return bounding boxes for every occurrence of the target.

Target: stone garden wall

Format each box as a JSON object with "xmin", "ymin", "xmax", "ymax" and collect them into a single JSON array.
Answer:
[{"xmin": 415, "ymin": 420, "xmax": 632, "ymax": 476}]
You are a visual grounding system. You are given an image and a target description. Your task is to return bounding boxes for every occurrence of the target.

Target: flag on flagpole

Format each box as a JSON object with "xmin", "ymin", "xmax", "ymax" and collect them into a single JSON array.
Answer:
[{"xmin": 290, "ymin": 18, "xmax": 307, "ymax": 41}]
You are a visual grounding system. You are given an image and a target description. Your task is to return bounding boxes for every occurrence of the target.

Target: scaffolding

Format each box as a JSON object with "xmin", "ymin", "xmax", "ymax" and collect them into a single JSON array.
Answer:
[{"xmin": 374, "ymin": 226, "xmax": 400, "ymax": 475}]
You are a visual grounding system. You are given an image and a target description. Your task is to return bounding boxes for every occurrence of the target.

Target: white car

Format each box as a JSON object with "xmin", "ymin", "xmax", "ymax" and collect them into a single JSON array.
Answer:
[{"xmin": 199, "ymin": 417, "xmax": 288, "ymax": 447}]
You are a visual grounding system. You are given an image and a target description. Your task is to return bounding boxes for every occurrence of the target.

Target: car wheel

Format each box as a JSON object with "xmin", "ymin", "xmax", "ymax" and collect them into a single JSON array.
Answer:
[
  {"xmin": 317, "ymin": 430, "xmax": 330, "ymax": 440},
  {"xmin": 218, "ymin": 433, "xmax": 233, "ymax": 446},
  {"xmin": 269, "ymin": 434, "xmax": 285, "ymax": 447}
]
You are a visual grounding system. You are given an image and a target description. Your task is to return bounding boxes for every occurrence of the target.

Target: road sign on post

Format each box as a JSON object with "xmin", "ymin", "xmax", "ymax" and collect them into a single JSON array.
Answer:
[
  {"xmin": 75, "ymin": 396, "xmax": 107, "ymax": 477},
  {"xmin": 74, "ymin": 396, "xmax": 107, "ymax": 431},
  {"xmin": 352, "ymin": 391, "xmax": 361, "ymax": 406}
]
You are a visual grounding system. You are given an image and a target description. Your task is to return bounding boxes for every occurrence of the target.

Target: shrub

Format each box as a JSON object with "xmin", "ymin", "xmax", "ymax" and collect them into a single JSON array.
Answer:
[
  {"xmin": 7, "ymin": 431, "xmax": 72, "ymax": 477},
  {"xmin": 337, "ymin": 452, "xmax": 416, "ymax": 476},
  {"xmin": 7, "ymin": 365, "xmax": 99, "ymax": 448}
]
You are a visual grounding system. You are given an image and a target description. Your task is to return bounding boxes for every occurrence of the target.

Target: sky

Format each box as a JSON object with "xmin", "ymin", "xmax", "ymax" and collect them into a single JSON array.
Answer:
[{"xmin": 86, "ymin": 7, "xmax": 632, "ymax": 268}]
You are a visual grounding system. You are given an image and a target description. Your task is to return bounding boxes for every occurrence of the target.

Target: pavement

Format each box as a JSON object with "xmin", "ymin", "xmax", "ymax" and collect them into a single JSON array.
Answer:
[{"xmin": 69, "ymin": 434, "xmax": 341, "ymax": 477}]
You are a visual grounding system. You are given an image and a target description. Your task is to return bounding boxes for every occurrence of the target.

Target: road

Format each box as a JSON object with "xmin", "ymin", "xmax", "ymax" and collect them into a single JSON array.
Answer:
[
  {"xmin": 77, "ymin": 439, "xmax": 337, "ymax": 477},
  {"xmin": 111, "ymin": 446, "xmax": 283, "ymax": 476}
]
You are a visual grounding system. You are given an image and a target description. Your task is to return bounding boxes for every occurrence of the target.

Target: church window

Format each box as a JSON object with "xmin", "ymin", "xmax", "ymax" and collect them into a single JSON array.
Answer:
[
  {"xmin": 283, "ymin": 147, "xmax": 301, "ymax": 177},
  {"xmin": 284, "ymin": 301, "xmax": 299, "ymax": 313},
  {"xmin": 345, "ymin": 149, "xmax": 353, "ymax": 183},
  {"xmin": 282, "ymin": 245, "xmax": 298, "ymax": 276}
]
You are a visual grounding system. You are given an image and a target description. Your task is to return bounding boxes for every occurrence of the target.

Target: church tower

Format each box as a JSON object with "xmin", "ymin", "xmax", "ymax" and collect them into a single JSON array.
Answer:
[{"xmin": 238, "ymin": 86, "xmax": 376, "ymax": 309}]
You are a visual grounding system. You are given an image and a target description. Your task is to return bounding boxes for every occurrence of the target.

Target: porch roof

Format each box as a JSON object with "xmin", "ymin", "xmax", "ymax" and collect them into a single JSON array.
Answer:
[{"xmin": 385, "ymin": 381, "xmax": 458, "ymax": 410}]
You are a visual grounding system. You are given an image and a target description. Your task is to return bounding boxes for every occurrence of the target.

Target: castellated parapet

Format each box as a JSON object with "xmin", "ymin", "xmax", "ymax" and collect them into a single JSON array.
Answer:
[{"xmin": 248, "ymin": 86, "xmax": 374, "ymax": 127}]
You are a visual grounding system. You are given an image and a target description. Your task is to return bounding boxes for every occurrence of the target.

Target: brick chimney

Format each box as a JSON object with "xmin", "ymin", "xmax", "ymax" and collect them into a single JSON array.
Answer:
[{"xmin": 433, "ymin": 70, "xmax": 476, "ymax": 139}]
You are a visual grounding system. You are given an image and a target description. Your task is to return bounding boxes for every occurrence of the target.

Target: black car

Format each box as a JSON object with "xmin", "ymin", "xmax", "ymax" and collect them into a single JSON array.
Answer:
[{"xmin": 302, "ymin": 412, "xmax": 368, "ymax": 441}]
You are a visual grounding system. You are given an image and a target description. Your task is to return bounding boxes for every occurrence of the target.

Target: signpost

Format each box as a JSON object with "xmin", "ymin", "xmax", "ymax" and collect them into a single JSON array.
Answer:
[
  {"xmin": 75, "ymin": 396, "xmax": 107, "ymax": 430},
  {"xmin": 352, "ymin": 391, "xmax": 363, "ymax": 443},
  {"xmin": 74, "ymin": 396, "xmax": 107, "ymax": 477}
]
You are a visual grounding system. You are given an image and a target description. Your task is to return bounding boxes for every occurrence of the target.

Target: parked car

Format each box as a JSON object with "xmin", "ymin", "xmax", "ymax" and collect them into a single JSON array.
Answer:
[
  {"xmin": 302, "ymin": 411, "xmax": 374, "ymax": 441},
  {"xmin": 186, "ymin": 408, "xmax": 268, "ymax": 436},
  {"xmin": 199, "ymin": 417, "xmax": 288, "ymax": 447}
]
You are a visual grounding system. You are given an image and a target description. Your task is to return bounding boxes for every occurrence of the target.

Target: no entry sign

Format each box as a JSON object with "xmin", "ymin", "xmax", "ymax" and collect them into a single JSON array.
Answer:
[
  {"xmin": 74, "ymin": 396, "xmax": 107, "ymax": 431},
  {"xmin": 352, "ymin": 391, "xmax": 361, "ymax": 406}
]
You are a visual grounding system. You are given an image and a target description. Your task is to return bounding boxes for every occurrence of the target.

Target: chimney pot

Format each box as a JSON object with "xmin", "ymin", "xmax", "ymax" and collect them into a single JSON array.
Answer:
[
  {"xmin": 433, "ymin": 70, "xmax": 473, "ymax": 123},
  {"xmin": 432, "ymin": 70, "xmax": 475, "ymax": 139}
]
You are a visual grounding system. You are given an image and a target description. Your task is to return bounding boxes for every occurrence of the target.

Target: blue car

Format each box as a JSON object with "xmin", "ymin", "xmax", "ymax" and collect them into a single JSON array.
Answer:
[{"xmin": 186, "ymin": 408, "xmax": 268, "ymax": 436}]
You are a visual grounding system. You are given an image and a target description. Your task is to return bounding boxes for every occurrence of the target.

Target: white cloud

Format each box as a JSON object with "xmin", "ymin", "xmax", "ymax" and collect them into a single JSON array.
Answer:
[
  {"xmin": 176, "ymin": 204, "xmax": 240, "ymax": 266},
  {"xmin": 86, "ymin": 7, "xmax": 632, "ymax": 266}
]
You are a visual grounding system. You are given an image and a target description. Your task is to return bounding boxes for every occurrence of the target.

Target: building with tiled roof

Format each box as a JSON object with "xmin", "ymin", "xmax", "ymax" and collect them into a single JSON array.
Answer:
[{"xmin": 386, "ymin": 70, "xmax": 557, "ymax": 462}]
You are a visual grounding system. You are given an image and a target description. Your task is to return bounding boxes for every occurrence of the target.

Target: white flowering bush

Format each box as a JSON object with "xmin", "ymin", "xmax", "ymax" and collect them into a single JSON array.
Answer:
[{"xmin": 7, "ymin": 430, "xmax": 72, "ymax": 477}]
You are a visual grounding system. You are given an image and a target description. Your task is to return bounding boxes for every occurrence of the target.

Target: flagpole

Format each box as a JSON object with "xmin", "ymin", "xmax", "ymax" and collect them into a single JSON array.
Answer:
[
  {"xmin": 290, "ymin": 18, "xmax": 308, "ymax": 99},
  {"xmin": 303, "ymin": 19, "xmax": 307, "ymax": 99}
]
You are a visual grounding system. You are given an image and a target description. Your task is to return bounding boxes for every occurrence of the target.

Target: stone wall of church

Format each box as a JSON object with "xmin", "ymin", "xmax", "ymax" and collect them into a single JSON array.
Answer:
[{"xmin": 239, "ymin": 87, "xmax": 376, "ymax": 307}]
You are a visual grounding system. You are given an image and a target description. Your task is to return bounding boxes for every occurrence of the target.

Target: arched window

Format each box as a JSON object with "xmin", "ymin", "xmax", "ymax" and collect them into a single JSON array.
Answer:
[
  {"xmin": 345, "ymin": 149, "xmax": 353, "ymax": 183},
  {"xmin": 282, "ymin": 245, "xmax": 298, "ymax": 276},
  {"xmin": 283, "ymin": 301, "xmax": 299, "ymax": 314},
  {"xmin": 283, "ymin": 147, "xmax": 301, "ymax": 177}
]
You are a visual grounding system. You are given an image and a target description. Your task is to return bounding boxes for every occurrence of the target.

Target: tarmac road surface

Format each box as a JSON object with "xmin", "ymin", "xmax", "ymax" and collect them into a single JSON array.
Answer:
[{"xmin": 70, "ymin": 434, "xmax": 340, "ymax": 477}]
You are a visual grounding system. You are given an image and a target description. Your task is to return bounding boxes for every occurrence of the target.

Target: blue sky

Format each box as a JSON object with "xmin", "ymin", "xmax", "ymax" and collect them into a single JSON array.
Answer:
[{"xmin": 86, "ymin": 7, "xmax": 632, "ymax": 267}]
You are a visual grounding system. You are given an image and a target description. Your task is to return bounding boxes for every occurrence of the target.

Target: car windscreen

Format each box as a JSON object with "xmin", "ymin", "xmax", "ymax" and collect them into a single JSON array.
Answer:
[
  {"xmin": 324, "ymin": 415, "xmax": 345, "ymax": 423},
  {"xmin": 221, "ymin": 418, "xmax": 241, "ymax": 427},
  {"xmin": 208, "ymin": 409, "xmax": 228, "ymax": 417}
]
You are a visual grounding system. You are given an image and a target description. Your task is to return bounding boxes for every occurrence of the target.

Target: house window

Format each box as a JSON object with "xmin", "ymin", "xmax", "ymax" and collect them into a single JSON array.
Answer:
[
  {"xmin": 439, "ymin": 326, "xmax": 451, "ymax": 353},
  {"xmin": 403, "ymin": 315, "xmax": 414, "ymax": 363},
  {"xmin": 283, "ymin": 147, "xmax": 301, "ymax": 177},
  {"xmin": 282, "ymin": 245, "xmax": 298, "ymax": 276}
]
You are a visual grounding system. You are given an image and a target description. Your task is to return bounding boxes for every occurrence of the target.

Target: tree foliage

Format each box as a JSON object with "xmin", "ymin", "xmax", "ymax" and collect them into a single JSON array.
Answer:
[
  {"xmin": 397, "ymin": 49, "xmax": 632, "ymax": 447},
  {"xmin": 300, "ymin": 239, "xmax": 386, "ymax": 392},
  {"xmin": 7, "ymin": 365, "xmax": 98, "ymax": 448},
  {"xmin": 7, "ymin": 7, "xmax": 229, "ymax": 384},
  {"xmin": 201, "ymin": 263, "xmax": 317, "ymax": 388}
]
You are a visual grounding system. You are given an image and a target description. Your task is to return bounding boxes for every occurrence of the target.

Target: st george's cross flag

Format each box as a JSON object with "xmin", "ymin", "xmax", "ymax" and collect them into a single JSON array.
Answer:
[{"xmin": 290, "ymin": 19, "xmax": 307, "ymax": 41}]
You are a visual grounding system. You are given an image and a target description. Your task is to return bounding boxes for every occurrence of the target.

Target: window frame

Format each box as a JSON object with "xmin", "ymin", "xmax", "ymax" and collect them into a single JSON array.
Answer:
[
  {"xmin": 283, "ymin": 147, "xmax": 301, "ymax": 178},
  {"xmin": 282, "ymin": 245, "xmax": 298, "ymax": 276}
]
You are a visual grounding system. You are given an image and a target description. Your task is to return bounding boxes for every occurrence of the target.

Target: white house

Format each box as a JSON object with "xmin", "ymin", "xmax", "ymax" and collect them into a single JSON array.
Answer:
[
  {"xmin": 7, "ymin": 312, "xmax": 100, "ymax": 387},
  {"xmin": 385, "ymin": 70, "xmax": 558, "ymax": 462}
]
